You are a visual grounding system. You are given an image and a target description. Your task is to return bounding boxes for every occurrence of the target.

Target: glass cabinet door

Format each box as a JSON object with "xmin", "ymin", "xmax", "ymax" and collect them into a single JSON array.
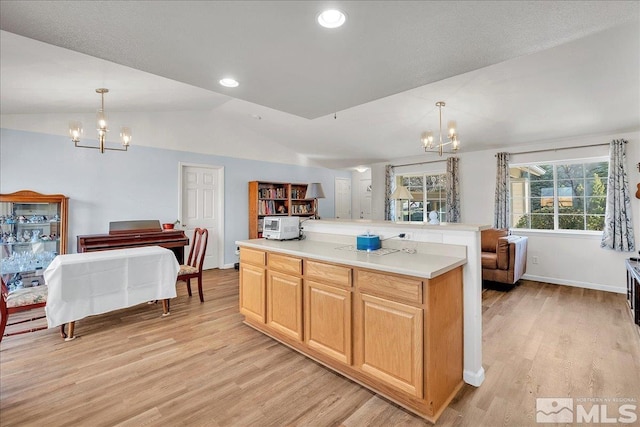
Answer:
[{"xmin": 0, "ymin": 190, "xmax": 68, "ymax": 293}]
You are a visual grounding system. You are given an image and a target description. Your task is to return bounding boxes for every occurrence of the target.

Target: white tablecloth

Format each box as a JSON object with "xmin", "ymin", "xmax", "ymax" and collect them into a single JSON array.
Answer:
[{"xmin": 44, "ymin": 246, "xmax": 179, "ymax": 328}]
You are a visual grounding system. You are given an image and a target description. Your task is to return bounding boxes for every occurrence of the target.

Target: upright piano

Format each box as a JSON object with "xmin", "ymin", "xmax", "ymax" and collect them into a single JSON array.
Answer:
[{"xmin": 77, "ymin": 220, "xmax": 189, "ymax": 264}]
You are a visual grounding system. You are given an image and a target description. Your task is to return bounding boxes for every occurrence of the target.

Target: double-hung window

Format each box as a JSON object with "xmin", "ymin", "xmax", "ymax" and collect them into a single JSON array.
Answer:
[
  {"xmin": 510, "ymin": 157, "xmax": 608, "ymax": 231},
  {"xmin": 395, "ymin": 173, "xmax": 447, "ymax": 222}
]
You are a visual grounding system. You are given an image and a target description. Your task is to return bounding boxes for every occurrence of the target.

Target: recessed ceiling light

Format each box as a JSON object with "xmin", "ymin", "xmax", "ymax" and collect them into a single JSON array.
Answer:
[
  {"xmin": 317, "ymin": 9, "xmax": 346, "ymax": 28},
  {"xmin": 219, "ymin": 78, "xmax": 239, "ymax": 88}
]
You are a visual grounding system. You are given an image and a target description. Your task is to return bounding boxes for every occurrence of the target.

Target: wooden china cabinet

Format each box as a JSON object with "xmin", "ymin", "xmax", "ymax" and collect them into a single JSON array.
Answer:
[{"xmin": 0, "ymin": 190, "xmax": 69, "ymax": 292}]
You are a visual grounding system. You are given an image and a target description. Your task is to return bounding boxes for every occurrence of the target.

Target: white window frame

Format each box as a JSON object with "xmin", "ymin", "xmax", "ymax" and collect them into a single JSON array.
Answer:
[
  {"xmin": 509, "ymin": 156, "xmax": 608, "ymax": 235},
  {"xmin": 394, "ymin": 170, "xmax": 447, "ymax": 222}
]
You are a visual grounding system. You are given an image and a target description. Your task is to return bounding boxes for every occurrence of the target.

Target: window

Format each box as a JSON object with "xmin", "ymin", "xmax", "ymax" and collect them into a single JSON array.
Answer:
[
  {"xmin": 395, "ymin": 173, "xmax": 447, "ymax": 222},
  {"xmin": 510, "ymin": 158, "xmax": 608, "ymax": 231}
]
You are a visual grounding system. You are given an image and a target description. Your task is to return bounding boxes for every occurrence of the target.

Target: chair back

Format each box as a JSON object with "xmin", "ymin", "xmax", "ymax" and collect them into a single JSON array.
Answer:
[
  {"xmin": 0, "ymin": 277, "xmax": 8, "ymax": 338},
  {"xmin": 186, "ymin": 228, "xmax": 209, "ymax": 271}
]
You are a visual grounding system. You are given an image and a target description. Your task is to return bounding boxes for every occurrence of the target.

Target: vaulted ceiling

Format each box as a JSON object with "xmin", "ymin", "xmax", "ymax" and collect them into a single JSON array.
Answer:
[{"xmin": 1, "ymin": 1, "xmax": 638, "ymax": 168}]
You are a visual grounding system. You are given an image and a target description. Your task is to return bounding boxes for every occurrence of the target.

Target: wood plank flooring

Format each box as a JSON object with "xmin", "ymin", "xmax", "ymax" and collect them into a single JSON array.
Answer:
[{"xmin": 1, "ymin": 271, "xmax": 639, "ymax": 426}]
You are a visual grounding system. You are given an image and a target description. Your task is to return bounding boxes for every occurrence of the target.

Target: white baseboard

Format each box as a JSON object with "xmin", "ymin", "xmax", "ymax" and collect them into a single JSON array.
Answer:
[
  {"xmin": 521, "ymin": 274, "xmax": 626, "ymax": 294},
  {"xmin": 222, "ymin": 263, "xmax": 236, "ymax": 269}
]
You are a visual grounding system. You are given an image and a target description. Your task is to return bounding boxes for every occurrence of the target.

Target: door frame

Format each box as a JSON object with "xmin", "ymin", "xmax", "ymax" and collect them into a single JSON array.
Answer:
[{"xmin": 178, "ymin": 162, "xmax": 225, "ymax": 269}]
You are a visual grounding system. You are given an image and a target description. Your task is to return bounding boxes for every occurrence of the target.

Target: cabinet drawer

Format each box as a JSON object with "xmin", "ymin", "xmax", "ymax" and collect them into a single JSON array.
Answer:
[
  {"xmin": 305, "ymin": 260, "xmax": 352, "ymax": 288},
  {"xmin": 268, "ymin": 253, "xmax": 302, "ymax": 275},
  {"xmin": 356, "ymin": 269, "xmax": 423, "ymax": 304},
  {"xmin": 240, "ymin": 248, "xmax": 266, "ymax": 266}
]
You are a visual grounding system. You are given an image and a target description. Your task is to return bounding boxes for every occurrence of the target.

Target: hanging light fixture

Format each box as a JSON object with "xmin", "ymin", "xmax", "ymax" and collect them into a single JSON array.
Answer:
[
  {"xmin": 69, "ymin": 88, "xmax": 131, "ymax": 153},
  {"xmin": 420, "ymin": 101, "xmax": 460, "ymax": 156}
]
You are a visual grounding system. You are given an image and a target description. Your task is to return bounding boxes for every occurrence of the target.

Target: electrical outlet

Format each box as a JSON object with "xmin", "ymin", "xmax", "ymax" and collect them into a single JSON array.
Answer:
[{"xmin": 532, "ymin": 256, "xmax": 539, "ymax": 264}]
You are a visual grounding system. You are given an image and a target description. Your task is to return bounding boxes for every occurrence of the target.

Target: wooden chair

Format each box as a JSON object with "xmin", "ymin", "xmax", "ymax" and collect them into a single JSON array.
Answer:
[
  {"xmin": 177, "ymin": 228, "xmax": 209, "ymax": 302},
  {"xmin": 1, "ymin": 276, "xmax": 48, "ymax": 342}
]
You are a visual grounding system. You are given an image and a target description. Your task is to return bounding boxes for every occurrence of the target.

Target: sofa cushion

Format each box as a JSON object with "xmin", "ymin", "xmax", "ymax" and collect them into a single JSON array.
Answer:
[
  {"xmin": 481, "ymin": 228, "xmax": 509, "ymax": 252},
  {"xmin": 481, "ymin": 252, "xmax": 498, "ymax": 269}
]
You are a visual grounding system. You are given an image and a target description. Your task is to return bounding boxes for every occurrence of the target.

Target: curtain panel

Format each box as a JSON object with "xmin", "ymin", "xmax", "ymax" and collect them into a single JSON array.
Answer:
[
  {"xmin": 446, "ymin": 157, "xmax": 461, "ymax": 222},
  {"xmin": 601, "ymin": 139, "xmax": 635, "ymax": 251},
  {"xmin": 494, "ymin": 152, "xmax": 510, "ymax": 229},
  {"xmin": 384, "ymin": 164, "xmax": 394, "ymax": 221}
]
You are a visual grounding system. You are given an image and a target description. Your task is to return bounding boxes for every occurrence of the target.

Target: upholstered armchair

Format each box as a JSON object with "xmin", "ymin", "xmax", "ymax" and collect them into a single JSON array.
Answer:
[{"xmin": 481, "ymin": 228, "xmax": 528, "ymax": 285}]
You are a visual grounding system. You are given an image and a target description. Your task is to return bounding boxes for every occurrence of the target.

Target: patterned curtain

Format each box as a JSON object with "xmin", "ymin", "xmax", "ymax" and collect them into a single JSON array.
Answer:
[
  {"xmin": 446, "ymin": 157, "xmax": 461, "ymax": 222},
  {"xmin": 601, "ymin": 139, "xmax": 635, "ymax": 251},
  {"xmin": 494, "ymin": 152, "xmax": 510, "ymax": 228},
  {"xmin": 384, "ymin": 164, "xmax": 394, "ymax": 220}
]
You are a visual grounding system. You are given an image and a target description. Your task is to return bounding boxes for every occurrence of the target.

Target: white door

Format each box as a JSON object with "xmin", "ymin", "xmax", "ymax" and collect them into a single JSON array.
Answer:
[
  {"xmin": 180, "ymin": 164, "xmax": 224, "ymax": 270},
  {"xmin": 359, "ymin": 179, "xmax": 372, "ymax": 219},
  {"xmin": 335, "ymin": 178, "xmax": 351, "ymax": 219}
]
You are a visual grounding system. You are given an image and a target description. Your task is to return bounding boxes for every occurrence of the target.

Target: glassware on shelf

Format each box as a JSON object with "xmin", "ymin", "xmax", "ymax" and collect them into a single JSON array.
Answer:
[{"xmin": 1, "ymin": 250, "xmax": 57, "ymax": 274}]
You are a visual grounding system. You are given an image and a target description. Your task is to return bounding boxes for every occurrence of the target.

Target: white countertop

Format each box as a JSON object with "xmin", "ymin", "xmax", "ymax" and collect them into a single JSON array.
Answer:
[
  {"xmin": 236, "ymin": 238, "xmax": 466, "ymax": 279},
  {"xmin": 303, "ymin": 218, "xmax": 491, "ymax": 232}
]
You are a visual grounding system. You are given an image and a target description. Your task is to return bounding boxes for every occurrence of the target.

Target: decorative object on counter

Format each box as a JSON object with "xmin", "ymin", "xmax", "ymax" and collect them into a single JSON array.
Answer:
[
  {"xmin": 428, "ymin": 210, "xmax": 440, "ymax": 224},
  {"xmin": 356, "ymin": 232, "xmax": 381, "ymax": 251},
  {"xmin": 22, "ymin": 230, "xmax": 31, "ymax": 242},
  {"xmin": 31, "ymin": 230, "xmax": 41, "ymax": 242},
  {"xmin": 420, "ymin": 101, "xmax": 460, "ymax": 156},
  {"xmin": 69, "ymin": 88, "xmax": 131, "ymax": 153},
  {"xmin": 51, "ymin": 214, "xmax": 60, "ymax": 222},
  {"xmin": 305, "ymin": 183, "xmax": 325, "ymax": 219}
]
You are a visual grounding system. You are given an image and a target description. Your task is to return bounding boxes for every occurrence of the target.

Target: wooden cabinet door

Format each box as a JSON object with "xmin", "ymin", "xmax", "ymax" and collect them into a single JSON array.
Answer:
[
  {"xmin": 267, "ymin": 271, "xmax": 303, "ymax": 340},
  {"xmin": 304, "ymin": 280, "xmax": 352, "ymax": 364},
  {"xmin": 239, "ymin": 263, "xmax": 266, "ymax": 323},
  {"xmin": 355, "ymin": 293, "xmax": 423, "ymax": 398}
]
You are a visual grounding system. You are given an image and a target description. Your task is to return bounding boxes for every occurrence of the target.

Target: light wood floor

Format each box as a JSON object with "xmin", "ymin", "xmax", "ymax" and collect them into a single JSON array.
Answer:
[{"xmin": 1, "ymin": 271, "xmax": 639, "ymax": 426}]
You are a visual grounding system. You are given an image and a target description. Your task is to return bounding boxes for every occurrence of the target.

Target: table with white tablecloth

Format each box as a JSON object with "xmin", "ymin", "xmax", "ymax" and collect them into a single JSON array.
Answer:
[{"xmin": 44, "ymin": 246, "xmax": 179, "ymax": 339}]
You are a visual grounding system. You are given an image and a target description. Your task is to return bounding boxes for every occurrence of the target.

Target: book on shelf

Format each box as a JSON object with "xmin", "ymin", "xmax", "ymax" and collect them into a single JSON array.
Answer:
[
  {"xmin": 259, "ymin": 187, "xmax": 287, "ymax": 199},
  {"xmin": 258, "ymin": 200, "xmax": 286, "ymax": 215},
  {"xmin": 290, "ymin": 188, "xmax": 306, "ymax": 199}
]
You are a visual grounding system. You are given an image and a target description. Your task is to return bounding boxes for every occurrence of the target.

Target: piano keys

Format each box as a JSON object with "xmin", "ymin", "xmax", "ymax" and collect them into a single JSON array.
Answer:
[{"xmin": 77, "ymin": 220, "xmax": 189, "ymax": 264}]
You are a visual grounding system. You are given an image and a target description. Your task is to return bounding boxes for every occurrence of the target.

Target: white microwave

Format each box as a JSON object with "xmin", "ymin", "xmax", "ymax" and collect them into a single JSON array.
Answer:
[{"xmin": 263, "ymin": 216, "xmax": 300, "ymax": 240}]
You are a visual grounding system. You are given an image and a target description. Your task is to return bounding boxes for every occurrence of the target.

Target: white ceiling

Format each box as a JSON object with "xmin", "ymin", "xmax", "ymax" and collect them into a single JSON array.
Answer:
[{"xmin": 0, "ymin": 1, "xmax": 638, "ymax": 169}]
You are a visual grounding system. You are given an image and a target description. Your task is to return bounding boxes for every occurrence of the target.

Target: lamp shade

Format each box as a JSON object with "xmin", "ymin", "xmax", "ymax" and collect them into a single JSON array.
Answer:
[
  {"xmin": 390, "ymin": 185, "xmax": 413, "ymax": 200},
  {"xmin": 306, "ymin": 183, "xmax": 325, "ymax": 199}
]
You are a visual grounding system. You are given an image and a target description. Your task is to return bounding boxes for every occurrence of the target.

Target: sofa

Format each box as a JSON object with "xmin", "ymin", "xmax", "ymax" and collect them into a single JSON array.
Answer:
[{"xmin": 481, "ymin": 228, "xmax": 528, "ymax": 285}]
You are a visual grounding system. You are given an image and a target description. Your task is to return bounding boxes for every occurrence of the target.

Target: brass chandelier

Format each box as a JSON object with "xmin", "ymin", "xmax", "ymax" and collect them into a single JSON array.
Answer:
[
  {"xmin": 69, "ymin": 88, "xmax": 131, "ymax": 153},
  {"xmin": 420, "ymin": 101, "xmax": 460, "ymax": 156}
]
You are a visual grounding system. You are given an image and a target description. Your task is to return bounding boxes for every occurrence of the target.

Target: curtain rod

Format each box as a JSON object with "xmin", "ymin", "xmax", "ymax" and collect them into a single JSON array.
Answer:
[
  {"xmin": 392, "ymin": 159, "xmax": 447, "ymax": 168},
  {"xmin": 497, "ymin": 140, "xmax": 623, "ymax": 157}
]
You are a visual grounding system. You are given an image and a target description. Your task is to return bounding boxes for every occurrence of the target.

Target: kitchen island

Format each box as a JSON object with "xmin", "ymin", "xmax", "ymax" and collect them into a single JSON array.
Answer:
[{"xmin": 236, "ymin": 237, "xmax": 466, "ymax": 423}]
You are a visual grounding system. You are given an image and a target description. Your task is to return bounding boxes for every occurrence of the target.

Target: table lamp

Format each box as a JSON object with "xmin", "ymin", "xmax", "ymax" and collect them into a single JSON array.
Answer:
[
  {"xmin": 306, "ymin": 183, "xmax": 325, "ymax": 219},
  {"xmin": 390, "ymin": 185, "xmax": 413, "ymax": 221}
]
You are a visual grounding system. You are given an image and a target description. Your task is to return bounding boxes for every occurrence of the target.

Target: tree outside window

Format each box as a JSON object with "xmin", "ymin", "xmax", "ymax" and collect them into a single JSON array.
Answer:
[{"xmin": 510, "ymin": 159, "xmax": 608, "ymax": 231}]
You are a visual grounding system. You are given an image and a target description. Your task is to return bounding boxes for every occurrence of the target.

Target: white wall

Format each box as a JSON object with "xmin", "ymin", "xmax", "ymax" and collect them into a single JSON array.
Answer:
[
  {"xmin": 0, "ymin": 129, "xmax": 350, "ymax": 267},
  {"xmin": 375, "ymin": 130, "xmax": 640, "ymax": 293}
]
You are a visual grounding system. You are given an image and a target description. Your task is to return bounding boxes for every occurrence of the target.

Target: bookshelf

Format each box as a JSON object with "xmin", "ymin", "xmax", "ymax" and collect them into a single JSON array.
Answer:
[{"xmin": 248, "ymin": 181, "xmax": 315, "ymax": 238}]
